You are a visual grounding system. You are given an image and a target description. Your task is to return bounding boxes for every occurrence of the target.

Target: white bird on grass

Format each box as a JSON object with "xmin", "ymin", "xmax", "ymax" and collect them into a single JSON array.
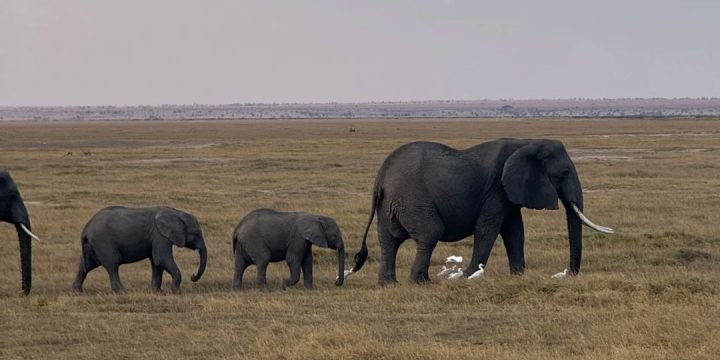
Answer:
[
  {"xmin": 337, "ymin": 269, "xmax": 353, "ymax": 281},
  {"xmin": 447, "ymin": 268, "xmax": 465, "ymax": 280},
  {"xmin": 468, "ymin": 264, "xmax": 485, "ymax": 279},
  {"xmin": 552, "ymin": 269, "xmax": 570, "ymax": 279},
  {"xmin": 445, "ymin": 255, "xmax": 463, "ymax": 264},
  {"xmin": 437, "ymin": 265, "xmax": 457, "ymax": 277}
]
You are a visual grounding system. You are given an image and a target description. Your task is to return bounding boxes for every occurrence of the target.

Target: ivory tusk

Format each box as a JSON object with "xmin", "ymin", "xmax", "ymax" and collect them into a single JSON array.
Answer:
[
  {"xmin": 570, "ymin": 203, "xmax": 614, "ymax": 234},
  {"xmin": 19, "ymin": 223, "xmax": 40, "ymax": 241}
]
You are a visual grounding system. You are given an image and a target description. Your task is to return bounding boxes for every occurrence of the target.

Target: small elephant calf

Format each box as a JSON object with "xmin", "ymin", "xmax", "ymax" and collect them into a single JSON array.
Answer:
[
  {"xmin": 232, "ymin": 209, "xmax": 345, "ymax": 290},
  {"xmin": 71, "ymin": 206, "xmax": 208, "ymax": 293}
]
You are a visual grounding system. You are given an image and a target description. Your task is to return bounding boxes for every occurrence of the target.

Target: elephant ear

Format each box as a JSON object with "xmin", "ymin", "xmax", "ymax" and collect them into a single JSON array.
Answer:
[
  {"xmin": 297, "ymin": 215, "xmax": 329, "ymax": 248},
  {"xmin": 501, "ymin": 142, "xmax": 559, "ymax": 210},
  {"xmin": 154, "ymin": 210, "xmax": 187, "ymax": 247}
]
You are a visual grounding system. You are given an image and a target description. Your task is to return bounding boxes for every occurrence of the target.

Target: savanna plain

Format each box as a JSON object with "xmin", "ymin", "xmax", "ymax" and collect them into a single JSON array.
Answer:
[{"xmin": 1, "ymin": 118, "xmax": 719, "ymax": 359}]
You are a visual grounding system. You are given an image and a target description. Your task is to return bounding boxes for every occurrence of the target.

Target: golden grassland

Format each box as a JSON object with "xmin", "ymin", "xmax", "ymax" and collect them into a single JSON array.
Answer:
[{"xmin": 1, "ymin": 118, "xmax": 719, "ymax": 359}]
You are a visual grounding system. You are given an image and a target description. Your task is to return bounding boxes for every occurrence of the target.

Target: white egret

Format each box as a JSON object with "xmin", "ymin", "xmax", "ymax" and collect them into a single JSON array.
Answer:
[
  {"xmin": 552, "ymin": 269, "xmax": 570, "ymax": 279},
  {"xmin": 468, "ymin": 264, "xmax": 485, "ymax": 279},
  {"xmin": 437, "ymin": 265, "xmax": 456, "ymax": 277},
  {"xmin": 447, "ymin": 268, "xmax": 465, "ymax": 280},
  {"xmin": 445, "ymin": 255, "xmax": 463, "ymax": 264}
]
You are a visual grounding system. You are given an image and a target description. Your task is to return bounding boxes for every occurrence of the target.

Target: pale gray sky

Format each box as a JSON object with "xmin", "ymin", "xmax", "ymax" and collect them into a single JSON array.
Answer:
[{"xmin": 1, "ymin": 1, "xmax": 719, "ymax": 106}]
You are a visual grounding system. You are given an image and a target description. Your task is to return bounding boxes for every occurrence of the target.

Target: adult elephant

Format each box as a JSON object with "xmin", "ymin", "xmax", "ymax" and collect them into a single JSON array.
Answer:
[
  {"xmin": 0, "ymin": 170, "xmax": 40, "ymax": 295},
  {"xmin": 350, "ymin": 139, "xmax": 613, "ymax": 285}
]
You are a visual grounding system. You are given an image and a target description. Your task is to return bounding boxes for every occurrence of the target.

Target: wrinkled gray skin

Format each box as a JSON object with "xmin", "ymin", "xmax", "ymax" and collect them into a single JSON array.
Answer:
[
  {"xmin": 352, "ymin": 139, "xmax": 588, "ymax": 285},
  {"xmin": 0, "ymin": 171, "xmax": 34, "ymax": 295},
  {"xmin": 72, "ymin": 206, "xmax": 207, "ymax": 293},
  {"xmin": 232, "ymin": 209, "xmax": 345, "ymax": 290}
]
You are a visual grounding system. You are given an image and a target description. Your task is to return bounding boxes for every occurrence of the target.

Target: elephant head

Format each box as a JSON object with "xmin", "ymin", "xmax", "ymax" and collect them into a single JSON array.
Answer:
[
  {"xmin": 0, "ymin": 171, "xmax": 40, "ymax": 295},
  {"xmin": 501, "ymin": 140, "xmax": 613, "ymax": 275},
  {"xmin": 153, "ymin": 209, "xmax": 207, "ymax": 282},
  {"xmin": 298, "ymin": 215, "xmax": 346, "ymax": 286}
]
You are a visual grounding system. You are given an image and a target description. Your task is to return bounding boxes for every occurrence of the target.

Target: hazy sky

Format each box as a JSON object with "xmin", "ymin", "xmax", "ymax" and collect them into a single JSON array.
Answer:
[{"xmin": 1, "ymin": 1, "xmax": 719, "ymax": 106}]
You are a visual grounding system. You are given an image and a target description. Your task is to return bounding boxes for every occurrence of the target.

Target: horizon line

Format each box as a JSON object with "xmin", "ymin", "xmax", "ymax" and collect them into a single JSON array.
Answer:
[{"xmin": 3, "ymin": 97, "xmax": 720, "ymax": 109}]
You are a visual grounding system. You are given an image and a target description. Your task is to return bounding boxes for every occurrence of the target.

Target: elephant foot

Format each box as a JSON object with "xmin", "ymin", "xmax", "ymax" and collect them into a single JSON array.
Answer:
[
  {"xmin": 71, "ymin": 286, "xmax": 84, "ymax": 294},
  {"xmin": 170, "ymin": 287, "xmax": 182, "ymax": 294},
  {"xmin": 281, "ymin": 278, "xmax": 299, "ymax": 290},
  {"xmin": 377, "ymin": 277, "xmax": 398, "ymax": 287},
  {"xmin": 153, "ymin": 288, "xmax": 166, "ymax": 295},
  {"xmin": 410, "ymin": 273, "xmax": 432, "ymax": 285},
  {"xmin": 232, "ymin": 284, "xmax": 242, "ymax": 291}
]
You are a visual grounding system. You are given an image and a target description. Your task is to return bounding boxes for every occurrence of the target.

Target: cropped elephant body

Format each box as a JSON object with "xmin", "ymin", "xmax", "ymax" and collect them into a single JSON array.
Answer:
[
  {"xmin": 352, "ymin": 139, "xmax": 612, "ymax": 284},
  {"xmin": 378, "ymin": 141, "xmax": 519, "ymax": 242},
  {"xmin": 72, "ymin": 206, "xmax": 207, "ymax": 293},
  {"xmin": 0, "ymin": 170, "xmax": 38, "ymax": 295},
  {"xmin": 232, "ymin": 209, "xmax": 345, "ymax": 290}
]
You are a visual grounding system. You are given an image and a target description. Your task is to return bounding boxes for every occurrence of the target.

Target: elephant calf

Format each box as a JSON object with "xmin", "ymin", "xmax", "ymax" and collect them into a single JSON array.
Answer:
[
  {"xmin": 71, "ymin": 206, "xmax": 208, "ymax": 293},
  {"xmin": 232, "ymin": 209, "xmax": 345, "ymax": 290}
]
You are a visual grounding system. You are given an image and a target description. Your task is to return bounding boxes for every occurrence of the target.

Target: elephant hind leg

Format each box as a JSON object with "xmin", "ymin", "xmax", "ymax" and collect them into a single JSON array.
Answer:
[
  {"xmin": 409, "ymin": 239, "xmax": 439, "ymax": 284},
  {"xmin": 255, "ymin": 259, "xmax": 270, "ymax": 289},
  {"xmin": 71, "ymin": 254, "xmax": 100, "ymax": 293},
  {"xmin": 500, "ymin": 207, "xmax": 525, "ymax": 275},
  {"xmin": 104, "ymin": 263, "xmax": 125, "ymax": 293},
  {"xmin": 377, "ymin": 221, "xmax": 407, "ymax": 286},
  {"xmin": 405, "ymin": 213, "xmax": 444, "ymax": 284},
  {"xmin": 233, "ymin": 254, "xmax": 249, "ymax": 291}
]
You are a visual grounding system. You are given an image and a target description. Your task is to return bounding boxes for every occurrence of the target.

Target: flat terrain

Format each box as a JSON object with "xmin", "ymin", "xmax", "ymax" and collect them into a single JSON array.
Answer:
[{"xmin": 1, "ymin": 118, "xmax": 719, "ymax": 359}]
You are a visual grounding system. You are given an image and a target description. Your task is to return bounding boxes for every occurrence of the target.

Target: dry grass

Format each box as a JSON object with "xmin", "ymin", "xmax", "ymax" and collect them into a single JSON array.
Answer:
[{"xmin": 1, "ymin": 118, "xmax": 720, "ymax": 359}]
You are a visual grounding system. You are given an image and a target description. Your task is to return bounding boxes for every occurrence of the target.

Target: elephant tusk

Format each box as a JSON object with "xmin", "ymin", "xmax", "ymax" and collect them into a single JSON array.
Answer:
[
  {"xmin": 570, "ymin": 203, "xmax": 614, "ymax": 234},
  {"xmin": 19, "ymin": 223, "xmax": 40, "ymax": 241}
]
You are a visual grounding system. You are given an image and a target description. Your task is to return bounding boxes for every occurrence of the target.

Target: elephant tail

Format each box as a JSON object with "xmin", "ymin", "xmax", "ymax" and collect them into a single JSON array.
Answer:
[
  {"xmin": 232, "ymin": 232, "xmax": 237, "ymax": 255},
  {"xmin": 351, "ymin": 187, "xmax": 381, "ymax": 272}
]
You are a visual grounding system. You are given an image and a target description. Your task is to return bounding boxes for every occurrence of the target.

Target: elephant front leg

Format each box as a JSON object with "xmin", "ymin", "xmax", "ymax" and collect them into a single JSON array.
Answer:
[
  {"xmin": 282, "ymin": 256, "xmax": 302, "ymax": 289},
  {"xmin": 467, "ymin": 213, "xmax": 505, "ymax": 277},
  {"xmin": 151, "ymin": 263, "xmax": 164, "ymax": 292},
  {"xmin": 162, "ymin": 259, "xmax": 183, "ymax": 294},
  {"xmin": 301, "ymin": 248, "xmax": 313, "ymax": 289},
  {"xmin": 500, "ymin": 207, "xmax": 526, "ymax": 275}
]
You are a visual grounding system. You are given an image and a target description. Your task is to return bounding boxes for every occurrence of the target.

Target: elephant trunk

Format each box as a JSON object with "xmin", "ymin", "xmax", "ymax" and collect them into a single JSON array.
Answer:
[
  {"xmin": 191, "ymin": 245, "xmax": 207, "ymax": 282},
  {"xmin": 15, "ymin": 223, "xmax": 32, "ymax": 295},
  {"xmin": 563, "ymin": 199, "xmax": 583, "ymax": 275},
  {"xmin": 335, "ymin": 244, "xmax": 345, "ymax": 287}
]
